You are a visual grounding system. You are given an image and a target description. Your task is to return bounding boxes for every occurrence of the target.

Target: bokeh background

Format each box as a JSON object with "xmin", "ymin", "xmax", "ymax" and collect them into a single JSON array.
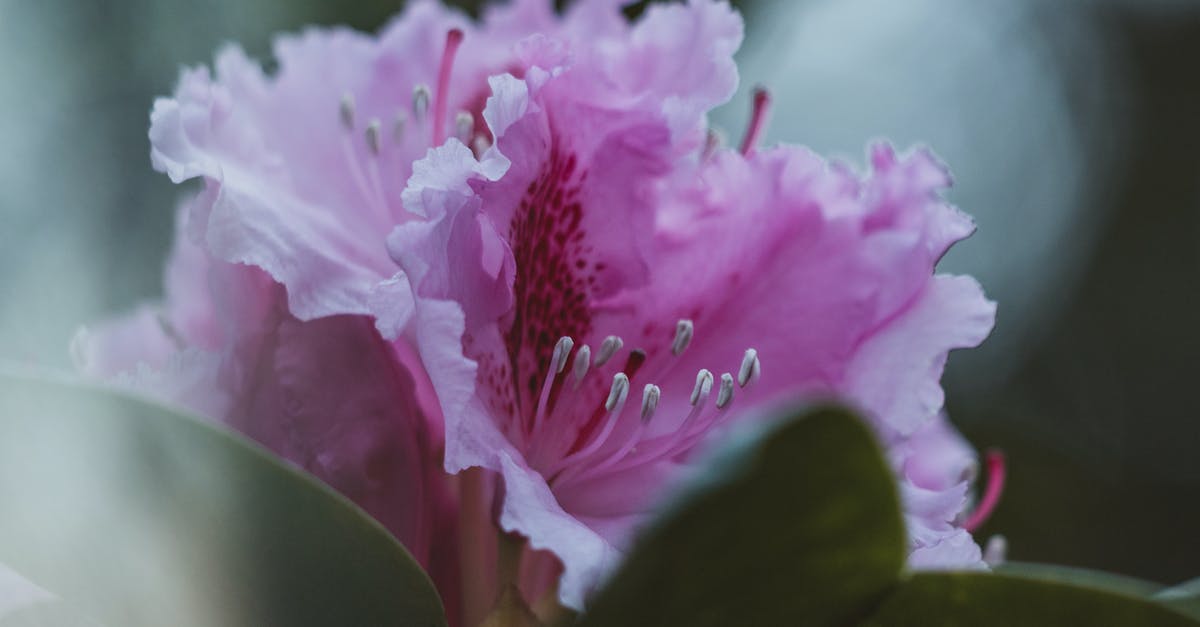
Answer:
[{"xmin": 2, "ymin": 0, "xmax": 1198, "ymax": 584}]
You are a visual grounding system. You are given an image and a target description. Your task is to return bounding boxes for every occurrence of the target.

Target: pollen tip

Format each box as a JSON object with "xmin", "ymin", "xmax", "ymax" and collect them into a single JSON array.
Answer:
[
  {"xmin": 365, "ymin": 118, "xmax": 382, "ymax": 155},
  {"xmin": 454, "ymin": 110, "xmax": 474, "ymax": 143},
  {"xmin": 573, "ymin": 344, "xmax": 591, "ymax": 382},
  {"xmin": 737, "ymin": 348, "xmax": 760, "ymax": 387},
  {"xmin": 641, "ymin": 384, "xmax": 661, "ymax": 422},
  {"xmin": 690, "ymin": 369, "xmax": 714, "ymax": 406},
  {"xmin": 716, "ymin": 372, "xmax": 735, "ymax": 409},
  {"xmin": 606, "ymin": 373, "xmax": 630, "ymax": 412},
  {"xmin": 671, "ymin": 319, "xmax": 694, "ymax": 356},
  {"xmin": 983, "ymin": 535, "xmax": 1008, "ymax": 567},
  {"xmin": 339, "ymin": 92, "xmax": 356, "ymax": 130},
  {"xmin": 393, "ymin": 110, "xmax": 408, "ymax": 142},
  {"xmin": 553, "ymin": 336, "xmax": 574, "ymax": 374},
  {"xmin": 595, "ymin": 335, "xmax": 623, "ymax": 367},
  {"xmin": 412, "ymin": 84, "xmax": 431, "ymax": 121}
]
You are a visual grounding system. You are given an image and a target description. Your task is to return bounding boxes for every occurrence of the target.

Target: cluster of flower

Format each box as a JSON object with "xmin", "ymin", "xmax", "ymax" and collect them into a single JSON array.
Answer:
[{"xmin": 74, "ymin": 0, "xmax": 996, "ymax": 616}]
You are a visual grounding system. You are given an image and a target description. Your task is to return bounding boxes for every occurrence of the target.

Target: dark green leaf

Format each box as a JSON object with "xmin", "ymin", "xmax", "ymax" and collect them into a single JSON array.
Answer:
[
  {"xmin": 578, "ymin": 405, "xmax": 906, "ymax": 627},
  {"xmin": 996, "ymin": 561, "xmax": 1164, "ymax": 597},
  {"xmin": 861, "ymin": 571, "xmax": 1199, "ymax": 626},
  {"xmin": 1157, "ymin": 577, "xmax": 1200, "ymax": 619},
  {"xmin": 0, "ymin": 369, "xmax": 447, "ymax": 627}
]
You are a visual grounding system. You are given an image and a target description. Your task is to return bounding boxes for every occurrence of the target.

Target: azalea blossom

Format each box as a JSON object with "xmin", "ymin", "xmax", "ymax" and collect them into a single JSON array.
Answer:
[{"xmin": 387, "ymin": 2, "xmax": 996, "ymax": 610}]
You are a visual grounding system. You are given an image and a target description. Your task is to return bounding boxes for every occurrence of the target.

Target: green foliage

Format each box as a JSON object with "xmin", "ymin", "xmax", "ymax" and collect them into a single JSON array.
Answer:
[
  {"xmin": 0, "ymin": 370, "xmax": 447, "ymax": 627},
  {"xmin": 579, "ymin": 404, "xmax": 1200, "ymax": 626}
]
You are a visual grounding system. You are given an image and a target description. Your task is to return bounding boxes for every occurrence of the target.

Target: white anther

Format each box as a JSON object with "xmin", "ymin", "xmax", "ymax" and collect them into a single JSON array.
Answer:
[
  {"xmin": 983, "ymin": 535, "xmax": 1008, "ymax": 567},
  {"xmin": 412, "ymin": 84, "xmax": 431, "ymax": 120},
  {"xmin": 393, "ymin": 110, "xmax": 408, "ymax": 142},
  {"xmin": 716, "ymin": 373, "xmax": 735, "ymax": 409},
  {"xmin": 605, "ymin": 373, "xmax": 630, "ymax": 412},
  {"xmin": 671, "ymin": 319, "xmax": 694, "ymax": 357},
  {"xmin": 339, "ymin": 92, "xmax": 356, "ymax": 130},
  {"xmin": 573, "ymin": 345, "xmax": 591, "ymax": 382},
  {"xmin": 454, "ymin": 110, "xmax": 474, "ymax": 143},
  {"xmin": 703, "ymin": 127, "xmax": 726, "ymax": 159},
  {"xmin": 552, "ymin": 336, "xmax": 574, "ymax": 374},
  {"xmin": 472, "ymin": 135, "xmax": 491, "ymax": 157},
  {"xmin": 690, "ymin": 369, "xmax": 714, "ymax": 406},
  {"xmin": 737, "ymin": 348, "xmax": 760, "ymax": 387},
  {"xmin": 641, "ymin": 384, "xmax": 661, "ymax": 422},
  {"xmin": 365, "ymin": 118, "xmax": 382, "ymax": 155},
  {"xmin": 595, "ymin": 335, "xmax": 623, "ymax": 367}
]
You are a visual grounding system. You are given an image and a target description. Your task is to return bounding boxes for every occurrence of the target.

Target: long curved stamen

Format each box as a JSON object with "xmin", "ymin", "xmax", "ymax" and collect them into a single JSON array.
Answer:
[
  {"xmin": 559, "ymin": 384, "xmax": 662, "ymax": 487},
  {"xmin": 739, "ymin": 86, "xmax": 771, "ymax": 156},
  {"xmin": 337, "ymin": 93, "xmax": 389, "ymax": 222},
  {"xmin": 530, "ymin": 336, "xmax": 573, "ymax": 435},
  {"xmin": 594, "ymin": 335, "xmax": 623, "ymax": 367},
  {"xmin": 547, "ymin": 373, "xmax": 629, "ymax": 481},
  {"xmin": 671, "ymin": 319, "xmax": 694, "ymax": 357},
  {"xmin": 964, "ymin": 450, "xmax": 1006, "ymax": 532},
  {"xmin": 432, "ymin": 28, "xmax": 464, "ymax": 146},
  {"xmin": 737, "ymin": 348, "xmax": 760, "ymax": 387}
]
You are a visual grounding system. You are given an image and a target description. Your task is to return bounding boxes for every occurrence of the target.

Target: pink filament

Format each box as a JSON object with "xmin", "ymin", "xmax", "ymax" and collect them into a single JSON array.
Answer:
[
  {"xmin": 739, "ymin": 86, "xmax": 771, "ymax": 155},
  {"xmin": 432, "ymin": 28, "xmax": 465, "ymax": 146},
  {"xmin": 964, "ymin": 449, "xmax": 1006, "ymax": 533}
]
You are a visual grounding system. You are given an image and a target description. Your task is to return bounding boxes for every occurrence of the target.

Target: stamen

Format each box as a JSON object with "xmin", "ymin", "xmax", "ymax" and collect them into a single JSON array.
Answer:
[
  {"xmin": 413, "ymin": 84, "xmax": 431, "ymax": 122},
  {"xmin": 553, "ymin": 336, "xmax": 574, "ymax": 374},
  {"xmin": 530, "ymin": 336, "xmax": 574, "ymax": 436},
  {"xmin": 572, "ymin": 344, "xmax": 591, "ymax": 384},
  {"xmin": 393, "ymin": 110, "xmax": 408, "ymax": 142},
  {"xmin": 454, "ymin": 110, "xmax": 474, "ymax": 144},
  {"xmin": 690, "ymin": 369, "xmax": 714, "ymax": 406},
  {"xmin": 739, "ymin": 86, "xmax": 771, "ymax": 156},
  {"xmin": 983, "ymin": 535, "xmax": 1008, "ymax": 567},
  {"xmin": 715, "ymin": 372, "xmax": 735, "ymax": 409},
  {"xmin": 595, "ymin": 335, "xmax": 623, "ymax": 367},
  {"xmin": 339, "ymin": 92, "xmax": 356, "ymax": 130},
  {"xmin": 472, "ymin": 135, "xmax": 491, "ymax": 157},
  {"xmin": 963, "ymin": 450, "xmax": 1006, "ymax": 533},
  {"xmin": 737, "ymin": 348, "xmax": 760, "ymax": 387},
  {"xmin": 671, "ymin": 319, "xmax": 694, "ymax": 356},
  {"xmin": 605, "ymin": 373, "xmax": 630, "ymax": 412},
  {"xmin": 432, "ymin": 28, "xmax": 465, "ymax": 146},
  {"xmin": 640, "ymin": 384, "xmax": 660, "ymax": 422},
  {"xmin": 365, "ymin": 119, "xmax": 382, "ymax": 155}
]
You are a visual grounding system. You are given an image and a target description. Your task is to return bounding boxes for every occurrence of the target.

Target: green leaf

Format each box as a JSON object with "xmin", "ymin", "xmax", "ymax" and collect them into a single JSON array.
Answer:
[
  {"xmin": 0, "ymin": 369, "xmax": 447, "ymax": 627},
  {"xmin": 995, "ymin": 561, "xmax": 1164, "ymax": 597},
  {"xmin": 860, "ymin": 571, "xmax": 1199, "ymax": 626},
  {"xmin": 578, "ymin": 404, "xmax": 906, "ymax": 627},
  {"xmin": 1157, "ymin": 577, "xmax": 1200, "ymax": 619}
]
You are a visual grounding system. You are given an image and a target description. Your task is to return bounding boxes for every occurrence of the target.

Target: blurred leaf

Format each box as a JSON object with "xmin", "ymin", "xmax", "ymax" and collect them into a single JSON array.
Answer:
[
  {"xmin": 860, "ymin": 571, "xmax": 1199, "ymax": 626},
  {"xmin": 996, "ymin": 561, "xmax": 1164, "ymax": 596},
  {"xmin": 0, "ymin": 370, "xmax": 447, "ymax": 627},
  {"xmin": 578, "ymin": 405, "xmax": 906, "ymax": 627},
  {"xmin": 1157, "ymin": 577, "xmax": 1200, "ymax": 619}
]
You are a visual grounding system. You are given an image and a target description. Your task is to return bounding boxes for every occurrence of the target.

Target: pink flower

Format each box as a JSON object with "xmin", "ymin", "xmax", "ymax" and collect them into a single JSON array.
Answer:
[
  {"xmin": 73, "ymin": 199, "xmax": 459, "ymax": 609},
  {"xmin": 387, "ymin": 26, "xmax": 994, "ymax": 606}
]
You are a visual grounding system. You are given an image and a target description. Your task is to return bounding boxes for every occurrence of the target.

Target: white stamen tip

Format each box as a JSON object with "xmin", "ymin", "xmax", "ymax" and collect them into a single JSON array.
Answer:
[
  {"xmin": 412, "ymin": 84, "xmax": 431, "ymax": 120},
  {"xmin": 595, "ymin": 335, "xmax": 623, "ymax": 367},
  {"xmin": 671, "ymin": 319, "xmax": 694, "ymax": 356},
  {"xmin": 641, "ymin": 384, "xmax": 661, "ymax": 422},
  {"xmin": 605, "ymin": 373, "xmax": 630, "ymax": 412},
  {"xmin": 573, "ymin": 344, "xmax": 591, "ymax": 382},
  {"xmin": 393, "ymin": 111, "xmax": 408, "ymax": 142},
  {"xmin": 737, "ymin": 348, "xmax": 760, "ymax": 387},
  {"xmin": 339, "ymin": 93, "xmax": 356, "ymax": 130},
  {"xmin": 983, "ymin": 535, "xmax": 1008, "ymax": 567},
  {"xmin": 553, "ymin": 336, "xmax": 574, "ymax": 374},
  {"xmin": 365, "ymin": 119, "xmax": 382, "ymax": 155},
  {"xmin": 454, "ymin": 110, "xmax": 474, "ymax": 143},
  {"xmin": 716, "ymin": 373, "xmax": 735, "ymax": 409},
  {"xmin": 472, "ymin": 134, "xmax": 491, "ymax": 157},
  {"xmin": 690, "ymin": 369, "xmax": 714, "ymax": 406}
]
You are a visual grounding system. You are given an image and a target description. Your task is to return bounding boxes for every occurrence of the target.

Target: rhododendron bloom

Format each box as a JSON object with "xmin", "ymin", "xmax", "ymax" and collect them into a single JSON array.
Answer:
[{"xmin": 388, "ymin": 14, "xmax": 995, "ymax": 606}]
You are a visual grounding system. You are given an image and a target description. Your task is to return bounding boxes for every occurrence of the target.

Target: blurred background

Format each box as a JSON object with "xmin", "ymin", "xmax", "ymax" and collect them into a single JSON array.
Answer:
[{"xmin": 1, "ymin": 0, "xmax": 1198, "ymax": 586}]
